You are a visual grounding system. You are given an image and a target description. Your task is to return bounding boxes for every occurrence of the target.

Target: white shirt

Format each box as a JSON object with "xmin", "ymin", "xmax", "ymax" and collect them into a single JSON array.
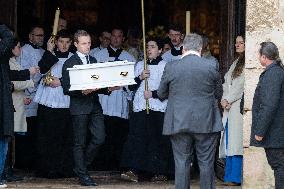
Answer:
[
  {"xmin": 18, "ymin": 43, "xmax": 45, "ymax": 117},
  {"xmin": 181, "ymin": 50, "xmax": 201, "ymax": 58},
  {"xmin": 133, "ymin": 60, "xmax": 168, "ymax": 112},
  {"xmin": 94, "ymin": 47, "xmax": 136, "ymax": 119},
  {"xmin": 162, "ymin": 46, "xmax": 183, "ymax": 62},
  {"xmin": 90, "ymin": 46, "xmax": 104, "ymax": 57},
  {"xmin": 34, "ymin": 53, "xmax": 72, "ymax": 108},
  {"xmin": 76, "ymin": 51, "xmax": 90, "ymax": 64}
]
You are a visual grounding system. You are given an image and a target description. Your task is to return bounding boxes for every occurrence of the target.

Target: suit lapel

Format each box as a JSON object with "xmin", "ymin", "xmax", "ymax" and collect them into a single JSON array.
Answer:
[{"xmin": 74, "ymin": 53, "xmax": 84, "ymax": 65}]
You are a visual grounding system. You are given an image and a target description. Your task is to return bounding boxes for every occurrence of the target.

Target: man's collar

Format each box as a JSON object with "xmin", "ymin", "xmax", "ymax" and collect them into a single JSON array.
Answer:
[
  {"xmin": 173, "ymin": 45, "xmax": 182, "ymax": 50},
  {"xmin": 110, "ymin": 45, "xmax": 119, "ymax": 51},
  {"xmin": 28, "ymin": 41, "xmax": 40, "ymax": 49},
  {"xmin": 76, "ymin": 51, "xmax": 88, "ymax": 58},
  {"xmin": 181, "ymin": 50, "xmax": 201, "ymax": 58},
  {"xmin": 265, "ymin": 61, "xmax": 277, "ymax": 71}
]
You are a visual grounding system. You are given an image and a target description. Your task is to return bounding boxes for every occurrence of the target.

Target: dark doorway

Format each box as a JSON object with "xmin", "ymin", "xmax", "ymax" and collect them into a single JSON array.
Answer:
[{"xmin": 0, "ymin": 0, "xmax": 246, "ymax": 177}]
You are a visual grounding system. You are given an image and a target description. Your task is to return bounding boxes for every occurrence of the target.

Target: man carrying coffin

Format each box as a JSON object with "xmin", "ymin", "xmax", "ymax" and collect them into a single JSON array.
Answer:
[
  {"xmin": 93, "ymin": 27, "xmax": 136, "ymax": 170},
  {"xmin": 61, "ymin": 30, "xmax": 114, "ymax": 186}
]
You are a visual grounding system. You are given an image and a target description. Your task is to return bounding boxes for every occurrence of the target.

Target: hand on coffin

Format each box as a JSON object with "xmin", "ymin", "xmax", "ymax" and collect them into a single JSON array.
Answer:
[
  {"xmin": 47, "ymin": 37, "xmax": 56, "ymax": 52},
  {"xmin": 29, "ymin": 66, "xmax": 40, "ymax": 76},
  {"xmin": 48, "ymin": 77, "xmax": 61, "ymax": 88},
  {"xmin": 81, "ymin": 89, "xmax": 100, "ymax": 95},
  {"xmin": 144, "ymin": 90, "xmax": 152, "ymax": 99},
  {"xmin": 108, "ymin": 86, "xmax": 122, "ymax": 92},
  {"xmin": 139, "ymin": 69, "xmax": 150, "ymax": 80}
]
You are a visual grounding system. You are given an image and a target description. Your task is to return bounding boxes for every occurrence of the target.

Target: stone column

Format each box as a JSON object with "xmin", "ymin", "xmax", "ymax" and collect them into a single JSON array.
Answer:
[{"xmin": 243, "ymin": 0, "xmax": 284, "ymax": 188}]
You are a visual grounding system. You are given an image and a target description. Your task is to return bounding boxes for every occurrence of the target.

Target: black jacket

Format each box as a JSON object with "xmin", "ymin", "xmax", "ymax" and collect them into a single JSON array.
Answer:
[
  {"xmin": 61, "ymin": 53, "xmax": 109, "ymax": 115},
  {"xmin": 0, "ymin": 25, "xmax": 30, "ymax": 137},
  {"xmin": 250, "ymin": 62, "xmax": 284, "ymax": 148}
]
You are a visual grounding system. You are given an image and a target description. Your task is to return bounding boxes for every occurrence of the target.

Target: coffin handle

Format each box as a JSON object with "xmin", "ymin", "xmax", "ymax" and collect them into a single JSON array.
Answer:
[
  {"xmin": 120, "ymin": 72, "xmax": 128, "ymax": 77},
  {"xmin": 91, "ymin": 74, "xmax": 100, "ymax": 79}
]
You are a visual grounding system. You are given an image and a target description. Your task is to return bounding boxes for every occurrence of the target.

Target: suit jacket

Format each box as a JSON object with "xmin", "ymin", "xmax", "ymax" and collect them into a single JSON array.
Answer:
[
  {"xmin": 157, "ymin": 54, "xmax": 223, "ymax": 135},
  {"xmin": 61, "ymin": 53, "xmax": 109, "ymax": 115},
  {"xmin": 250, "ymin": 62, "xmax": 284, "ymax": 148}
]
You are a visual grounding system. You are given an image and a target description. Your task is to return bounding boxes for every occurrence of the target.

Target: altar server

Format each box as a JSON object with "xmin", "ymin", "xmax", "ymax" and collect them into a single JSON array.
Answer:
[
  {"xmin": 121, "ymin": 38, "xmax": 173, "ymax": 182},
  {"xmin": 93, "ymin": 27, "xmax": 136, "ymax": 170},
  {"xmin": 33, "ymin": 29, "xmax": 74, "ymax": 178},
  {"xmin": 162, "ymin": 24, "xmax": 184, "ymax": 62}
]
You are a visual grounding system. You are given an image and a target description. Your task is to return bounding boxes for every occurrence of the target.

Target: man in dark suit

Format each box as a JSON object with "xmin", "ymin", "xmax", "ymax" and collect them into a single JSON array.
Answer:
[
  {"xmin": 61, "ymin": 30, "xmax": 111, "ymax": 186},
  {"xmin": 157, "ymin": 33, "xmax": 223, "ymax": 189},
  {"xmin": 250, "ymin": 42, "xmax": 284, "ymax": 189}
]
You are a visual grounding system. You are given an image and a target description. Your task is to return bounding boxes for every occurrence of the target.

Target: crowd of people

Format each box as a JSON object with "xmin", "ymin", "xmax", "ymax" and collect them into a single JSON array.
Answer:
[{"xmin": 0, "ymin": 16, "xmax": 283, "ymax": 189}]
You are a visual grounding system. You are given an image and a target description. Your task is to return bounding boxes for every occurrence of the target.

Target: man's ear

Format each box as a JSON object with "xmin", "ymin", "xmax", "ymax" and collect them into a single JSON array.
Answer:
[
  {"xmin": 74, "ymin": 41, "xmax": 78, "ymax": 48},
  {"xmin": 29, "ymin": 33, "xmax": 32, "ymax": 41}
]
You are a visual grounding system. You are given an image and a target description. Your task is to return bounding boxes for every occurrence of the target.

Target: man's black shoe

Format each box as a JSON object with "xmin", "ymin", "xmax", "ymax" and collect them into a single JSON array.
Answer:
[
  {"xmin": 78, "ymin": 175, "xmax": 98, "ymax": 186},
  {"xmin": 6, "ymin": 174, "xmax": 23, "ymax": 182},
  {"xmin": 2, "ymin": 172, "xmax": 23, "ymax": 182}
]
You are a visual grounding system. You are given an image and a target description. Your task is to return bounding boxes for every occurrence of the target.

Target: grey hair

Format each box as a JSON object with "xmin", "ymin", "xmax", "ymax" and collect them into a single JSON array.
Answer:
[
  {"xmin": 74, "ymin": 30, "xmax": 90, "ymax": 43},
  {"xmin": 182, "ymin": 33, "xmax": 203, "ymax": 52}
]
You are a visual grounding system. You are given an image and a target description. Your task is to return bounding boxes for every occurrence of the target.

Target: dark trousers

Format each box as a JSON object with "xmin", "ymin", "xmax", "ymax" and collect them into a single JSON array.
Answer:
[
  {"xmin": 72, "ymin": 107, "xmax": 105, "ymax": 176},
  {"xmin": 171, "ymin": 132, "xmax": 219, "ymax": 189},
  {"xmin": 104, "ymin": 115, "xmax": 129, "ymax": 170},
  {"xmin": 15, "ymin": 116, "xmax": 37, "ymax": 170},
  {"xmin": 265, "ymin": 148, "xmax": 284, "ymax": 189}
]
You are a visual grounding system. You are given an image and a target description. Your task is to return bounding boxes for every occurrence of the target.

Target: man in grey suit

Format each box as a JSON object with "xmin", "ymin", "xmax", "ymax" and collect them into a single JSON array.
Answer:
[{"xmin": 156, "ymin": 33, "xmax": 223, "ymax": 189}]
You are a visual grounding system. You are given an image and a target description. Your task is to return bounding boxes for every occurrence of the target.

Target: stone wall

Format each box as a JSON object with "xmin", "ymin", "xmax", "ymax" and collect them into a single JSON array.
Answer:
[{"xmin": 243, "ymin": 0, "xmax": 284, "ymax": 188}]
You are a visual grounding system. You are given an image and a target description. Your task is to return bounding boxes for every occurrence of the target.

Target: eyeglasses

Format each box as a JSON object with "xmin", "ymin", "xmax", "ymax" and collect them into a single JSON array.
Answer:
[{"xmin": 32, "ymin": 34, "xmax": 44, "ymax": 37}]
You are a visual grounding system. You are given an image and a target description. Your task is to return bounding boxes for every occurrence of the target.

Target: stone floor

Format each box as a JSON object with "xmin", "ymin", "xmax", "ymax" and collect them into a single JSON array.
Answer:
[{"xmin": 5, "ymin": 171, "xmax": 241, "ymax": 189}]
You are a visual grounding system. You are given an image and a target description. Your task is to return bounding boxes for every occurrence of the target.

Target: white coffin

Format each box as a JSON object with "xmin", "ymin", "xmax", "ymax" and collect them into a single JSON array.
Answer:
[{"xmin": 67, "ymin": 61, "xmax": 136, "ymax": 91}]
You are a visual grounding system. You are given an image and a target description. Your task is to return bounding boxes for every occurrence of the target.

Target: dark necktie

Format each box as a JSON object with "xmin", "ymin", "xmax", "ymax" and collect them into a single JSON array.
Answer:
[
  {"xmin": 86, "ymin": 55, "xmax": 90, "ymax": 64},
  {"xmin": 171, "ymin": 46, "xmax": 183, "ymax": 56}
]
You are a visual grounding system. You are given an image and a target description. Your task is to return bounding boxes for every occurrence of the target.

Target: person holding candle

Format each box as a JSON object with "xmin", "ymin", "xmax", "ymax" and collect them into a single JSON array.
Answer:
[
  {"xmin": 120, "ymin": 37, "xmax": 173, "ymax": 182},
  {"xmin": 33, "ymin": 29, "xmax": 74, "ymax": 178}
]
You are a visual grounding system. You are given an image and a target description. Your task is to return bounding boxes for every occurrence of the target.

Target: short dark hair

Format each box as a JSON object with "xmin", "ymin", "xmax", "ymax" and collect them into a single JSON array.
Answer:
[
  {"xmin": 163, "ymin": 37, "xmax": 173, "ymax": 48},
  {"xmin": 200, "ymin": 34, "xmax": 209, "ymax": 49},
  {"xmin": 74, "ymin": 30, "xmax": 90, "ymax": 43},
  {"xmin": 168, "ymin": 23, "xmax": 184, "ymax": 34},
  {"xmin": 29, "ymin": 25, "xmax": 44, "ymax": 34},
  {"xmin": 111, "ymin": 27, "xmax": 124, "ymax": 36},
  {"xmin": 56, "ymin": 29, "xmax": 72, "ymax": 40},
  {"xmin": 146, "ymin": 37, "xmax": 164, "ymax": 50}
]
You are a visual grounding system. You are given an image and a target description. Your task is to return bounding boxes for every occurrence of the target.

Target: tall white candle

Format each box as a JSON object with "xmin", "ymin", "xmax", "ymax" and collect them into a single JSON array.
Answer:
[
  {"xmin": 186, "ymin": 11, "xmax": 190, "ymax": 35},
  {"xmin": 52, "ymin": 8, "xmax": 60, "ymax": 36}
]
